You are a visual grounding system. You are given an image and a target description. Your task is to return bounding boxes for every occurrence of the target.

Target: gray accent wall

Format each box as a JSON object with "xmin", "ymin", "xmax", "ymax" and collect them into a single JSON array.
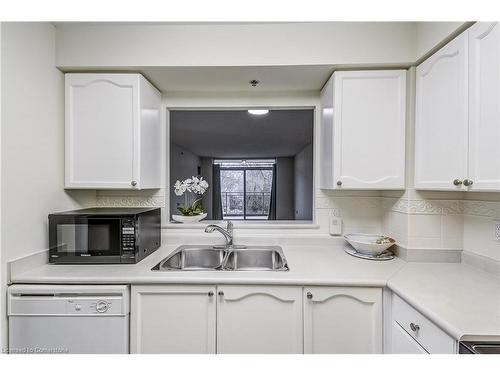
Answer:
[
  {"xmin": 200, "ymin": 157, "xmax": 214, "ymax": 219},
  {"xmin": 294, "ymin": 143, "xmax": 313, "ymax": 220},
  {"xmin": 276, "ymin": 157, "xmax": 295, "ymax": 220},
  {"xmin": 169, "ymin": 143, "xmax": 201, "ymax": 216}
]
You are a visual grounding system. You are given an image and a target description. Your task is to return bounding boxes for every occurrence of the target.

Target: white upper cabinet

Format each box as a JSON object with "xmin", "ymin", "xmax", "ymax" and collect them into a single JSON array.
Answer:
[
  {"xmin": 415, "ymin": 23, "xmax": 500, "ymax": 191},
  {"xmin": 320, "ymin": 70, "xmax": 406, "ymax": 190},
  {"xmin": 216, "ymin": 285, "xmax": 303, "ymax": 354},
  {"xmin": 304, "ymin": 287, "xmax": 383, "ymax": 354},
  {"xmin": 415, "ymin": 33, "xmax": 469, "ymax": 190},
  {"xmin": 65, "ymin": 73, "xmax": 161, "ymax": 189},
  {"xmin": 468, "ymin": 22, "xmax": 500, "ymax": 191}
]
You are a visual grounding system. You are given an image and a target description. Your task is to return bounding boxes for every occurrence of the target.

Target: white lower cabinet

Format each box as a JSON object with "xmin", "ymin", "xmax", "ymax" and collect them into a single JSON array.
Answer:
[
  {"xmin": 130, "ymin": 284, "xmax": 389, "ymax": 354},
  {"xmin": 391, "ymin": 321, "xmax": 428, "ymax": 354},
  {"xmin": 217, "ymin": 285, "xmax": 303, "ymax": 354},
  {"xmin": 303, "ymin": 287, "xmax": 383, "ymax": 353},
  {"xmin": 390, "ymin": 294, "xmax": 456, "ymax": 354},
  {"xmin": 131, "ymin": 285, "xmax": 216, "ymax": 354}
]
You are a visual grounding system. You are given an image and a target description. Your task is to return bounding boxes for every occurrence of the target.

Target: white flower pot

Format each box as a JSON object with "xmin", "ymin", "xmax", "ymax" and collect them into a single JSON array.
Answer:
[{"xmin": 172, "ymin": 213, "xmax": 207, "ymax": 223}]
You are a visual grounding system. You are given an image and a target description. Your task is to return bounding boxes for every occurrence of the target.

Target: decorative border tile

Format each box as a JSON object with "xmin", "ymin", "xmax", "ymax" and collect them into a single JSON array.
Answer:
[
  {"xmin": 383, "ymin": 198, "xmax": 462, "ymax": 215},
  {"xmin": 383, "ymin": 197, "xmax": 499, "ymax": 218},
  {"xmin": 463, "ymin": 200, "xmax": 500, "ymax": 219},
  {"xmin": 96, "ymin": 195, "xmax": 165, "ymax": 207},
  {"xmin": 316, "ymin": 196, "xmax": 382, "ymax": 210}
]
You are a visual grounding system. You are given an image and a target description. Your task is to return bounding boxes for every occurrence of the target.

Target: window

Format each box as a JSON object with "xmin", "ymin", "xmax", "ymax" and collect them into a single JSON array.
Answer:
[
  {"xmin": 169, "ymin": 109, "xmax": 313, "ymax": 222},
  {"xmin": 218, "ymin": 160, "xmax": 274, "ymax": 220}
]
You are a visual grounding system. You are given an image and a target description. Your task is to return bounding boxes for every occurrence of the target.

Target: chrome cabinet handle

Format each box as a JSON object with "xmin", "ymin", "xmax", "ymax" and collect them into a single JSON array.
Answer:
[
  {"xmin": 131, "ymin": 180, "xmax": 137, "ymax": 187},
  {"xmin": 410, "ymin": 322, "xmax": 420, "ymax": 332},
  {"xmin": 453, "ymin": 179, "xmax": 463, "ymax": 186},
  {"xmin": 208, "ymin": 291, "xmax": 214, "ymax": 297},
  {"xmin": 306, "ymin": 292, "xmax": 313, "ymax": 299},
  {"xmin": 218, "ymin": 291, "xmax": 224, "ymax": 297},
  {"xmin": 336, "ymin": 180, "xmax": 342, "ymax": 186},
  {"xmin": 463, "ymin": 179, "xmax": 474, "ymax": 187}
]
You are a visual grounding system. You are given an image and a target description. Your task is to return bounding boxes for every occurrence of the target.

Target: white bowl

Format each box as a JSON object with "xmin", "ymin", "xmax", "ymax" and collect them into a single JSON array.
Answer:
[
  {"xmin": 343, "ymin": 233, "xmax": 396, "ymax": 256},
  {"xmin": 172, "ymin": 213, "xmax": 207, "ymax": 223}
]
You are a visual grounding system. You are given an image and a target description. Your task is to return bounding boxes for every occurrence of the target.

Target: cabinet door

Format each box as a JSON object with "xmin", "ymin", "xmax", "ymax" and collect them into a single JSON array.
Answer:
[
  {"xmin": 332, "ymin": 70, "xmax": 406, "ymax": 189},
  {"xmin": 415, "ymin": 33, "xmax": 469, "ymax": 190},
  {"xmin": 391, "ymin": 321, "xmax": 428, "ymax": 354},
  {"xmin": 304, "ymin": 287, "xmax": 382, "ymax": 354},
  {"xmin": 131, "ymin": 285, "xmax": 216, "ymax": 354},
  {"xmin": 65, "ymin": 74, "xmax": 138, "ymax": 189},
  {"xmin": 468, "ymin": 22, "xmax": 500, "ymax": 191},
  {"xmin": 217, "ymin": 285, "xmax": 303, "ymax": 354}
]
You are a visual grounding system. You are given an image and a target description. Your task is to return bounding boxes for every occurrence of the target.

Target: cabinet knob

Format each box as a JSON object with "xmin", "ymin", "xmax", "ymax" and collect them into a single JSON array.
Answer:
[
  {"xmin": 131, "ymin": 180, "xmax": 137, "ymax": 187},
  {"xmin": 453, "ymin": 179, "xmax": 463, "ymax": 186},
  {"xmin": 218, "ymin": 291, "xmax": 224, "ymax": 297},
  {"xmin": 208, "ymin": 291, "xmax": 214, "ymax": 297},
  {"xmin": 463, "ymin": 179, "xmax": 474, "ymax": 187},
  {"xmin": 336, "ymin": 180, "xmax": 342, "ymax": 186},
  {"xmin": 306, "ymin": 292, "xmax": 313, "ymax": 299},
  {"xmin": 410, "ymin": 322, "xmax": 420, "ymax": 332}
]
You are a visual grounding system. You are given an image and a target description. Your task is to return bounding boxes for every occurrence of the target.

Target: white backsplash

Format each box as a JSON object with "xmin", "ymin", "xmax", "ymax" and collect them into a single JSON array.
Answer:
[
  {"xmin": 94, "ymin": 188, "xmax": 499, "ymax": 262},
  {"xmin": 383, "ymin": 196, "xmax": 500, "ymax": 262}
]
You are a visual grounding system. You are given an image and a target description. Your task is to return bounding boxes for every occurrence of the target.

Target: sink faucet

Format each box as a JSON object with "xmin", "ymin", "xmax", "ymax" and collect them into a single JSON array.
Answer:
[{"xmin": 205, "ymin": 221, "xmax": 234, "ymax": 248}]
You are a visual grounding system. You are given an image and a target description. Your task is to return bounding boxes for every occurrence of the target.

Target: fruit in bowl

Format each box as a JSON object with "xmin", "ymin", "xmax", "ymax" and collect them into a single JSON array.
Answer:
[{"xmin": 343, "ymin": 233, "xmax": 396, "ymax": 256}]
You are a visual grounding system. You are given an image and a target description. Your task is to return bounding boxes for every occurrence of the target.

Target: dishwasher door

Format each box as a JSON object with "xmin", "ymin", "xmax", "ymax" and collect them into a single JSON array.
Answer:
[{"xmin": 8, "ymin": 284, "xmax": 129, "ymax": 354}]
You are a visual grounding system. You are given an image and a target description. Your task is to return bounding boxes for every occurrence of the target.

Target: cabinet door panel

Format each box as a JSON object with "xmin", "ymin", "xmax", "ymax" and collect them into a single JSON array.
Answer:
[
  {"xmin": 468, "ymin": 22, "xmax": 500, "ymax": 191},
  {"xmin": 333, "ymin": 71, "xmax": 406, "ymax": 189},
  {"xmin": 304, "ymin": 287, "xmax": 382, "ymax": 354},
  {"xmin": 131, "ymin": 285, "xmax": 216, "ymax": 354},
  {"xmin": 415, "ymin": 33, "xmax": 469, "ymax": 190},
  {"xmin": 217, "ymin": 286, "xmax": 303, "ymax": 354},
  {"xmin": 66, "ymin": 74, "xmax": 137, "ymax": 188}
]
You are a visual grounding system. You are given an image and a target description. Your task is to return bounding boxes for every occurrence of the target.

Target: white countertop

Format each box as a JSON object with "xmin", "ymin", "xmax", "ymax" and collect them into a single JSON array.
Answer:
[
  {"xmin": 9, "ymin": 243, "xmax": 405, "ymax": 286},
  {"xmin": 9, "ymin": 239, "xmax": 500, "ymax": 341},
  {"xmin": 388, "ymin": 262, "xmax": 500, "ymax": 341}
]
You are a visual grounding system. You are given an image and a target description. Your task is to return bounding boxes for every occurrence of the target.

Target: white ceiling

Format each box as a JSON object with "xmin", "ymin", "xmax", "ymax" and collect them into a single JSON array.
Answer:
[
  {"xmin": 64, "ymin": 65, "xmax": 336, "ymax": 92},
  {"xmin": 141, "ymin": 65, "xmax": 335, "ymax": 92},
  {"xmin": 170, "ymin": 109, "xmax": 313, "ymax": 158}
]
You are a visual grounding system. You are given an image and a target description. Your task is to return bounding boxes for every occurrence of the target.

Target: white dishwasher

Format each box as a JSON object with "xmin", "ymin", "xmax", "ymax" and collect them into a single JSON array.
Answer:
[{"xmin": 8, "ymin": 284, "xmax": 129, "ymax": 354}]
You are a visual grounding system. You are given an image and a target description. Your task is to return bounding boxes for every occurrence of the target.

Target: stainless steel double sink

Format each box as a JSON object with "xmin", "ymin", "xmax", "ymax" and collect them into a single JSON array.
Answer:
[{"xmin": 152, "ymin": 245, "xmax": 289, "ymax": 271}]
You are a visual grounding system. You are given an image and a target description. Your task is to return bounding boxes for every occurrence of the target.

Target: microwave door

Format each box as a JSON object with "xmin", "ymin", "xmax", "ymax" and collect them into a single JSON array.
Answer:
[
  {"xmin": 87, "ymin": 218, "xmax": 121, "ymax": 256},
  {"xmin": 55, "ymin": 218, "xmax": 121, "ymax": 257},
  {"xmin": 57, "ymin": 222, "xmax": 89, "ymax": 254}
]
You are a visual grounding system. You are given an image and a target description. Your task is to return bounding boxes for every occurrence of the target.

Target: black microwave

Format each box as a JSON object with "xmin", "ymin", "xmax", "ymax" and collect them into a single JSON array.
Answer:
[{"xmin": 49, "ymin": 207, "xmax": 161, "ymax": 264}]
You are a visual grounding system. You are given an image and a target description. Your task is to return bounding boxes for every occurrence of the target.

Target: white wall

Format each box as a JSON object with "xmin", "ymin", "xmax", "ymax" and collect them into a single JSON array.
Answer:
[
  {"xmin": 55, "ymin": 22, "xmax": 418, "ymax": 67},
  {"xmin": 0, "ymin": 22, "xmax": 95, "ymax": 348}
]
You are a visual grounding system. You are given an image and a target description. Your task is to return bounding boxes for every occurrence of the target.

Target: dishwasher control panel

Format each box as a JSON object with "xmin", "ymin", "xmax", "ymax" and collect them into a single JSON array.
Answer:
[
  {"xmin": 67, "ymin": 297, "xmax": 121, "ymax": 314},
  {"xmin": 8, "ymin": 285, "xmax": 129, "ymax": 317}
]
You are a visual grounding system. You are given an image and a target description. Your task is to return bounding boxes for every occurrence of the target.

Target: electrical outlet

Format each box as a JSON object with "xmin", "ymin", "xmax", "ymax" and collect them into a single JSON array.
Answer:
[
  {"xmin": 329, "ymin": 212, "xmax": 342, "ymax": 236},
  {"xmin": 495, "ymin": 222, "xmax": 500, "ymax": 241}
]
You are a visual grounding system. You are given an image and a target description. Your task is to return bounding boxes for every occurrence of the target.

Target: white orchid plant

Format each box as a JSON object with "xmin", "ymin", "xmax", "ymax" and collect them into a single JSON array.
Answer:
[{"xmin": 174, "ymin": 176, "xmax": 209, "ymax": 216}]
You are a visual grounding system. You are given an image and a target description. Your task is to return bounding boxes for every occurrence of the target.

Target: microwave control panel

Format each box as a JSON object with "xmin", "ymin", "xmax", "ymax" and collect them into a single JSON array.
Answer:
[{"xmin": 121, "ymin": 218, "xmax": 136, "ymax": 259}]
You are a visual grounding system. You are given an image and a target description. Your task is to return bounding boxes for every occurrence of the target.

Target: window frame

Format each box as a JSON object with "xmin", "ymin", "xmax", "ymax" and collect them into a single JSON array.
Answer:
[{"xmin": 219, "ymin": 165, "xmax": 274, "ymax": 220}]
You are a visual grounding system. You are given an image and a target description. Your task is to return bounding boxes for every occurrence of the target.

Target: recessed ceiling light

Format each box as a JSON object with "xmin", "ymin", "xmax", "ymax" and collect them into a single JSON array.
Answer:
[{"xmin": 248, "ymin": 109, "xmax": 269, "ymax": 116}]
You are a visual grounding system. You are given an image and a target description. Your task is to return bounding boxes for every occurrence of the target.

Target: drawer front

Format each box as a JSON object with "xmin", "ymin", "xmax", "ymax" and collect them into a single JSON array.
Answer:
[
  {"xmin": 392, "ymin": 294, "xmax": 456, "ymax": 354},
  {"xmin": 392, "ymin": 321, "xmax": 428, "ymax": 354}
]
